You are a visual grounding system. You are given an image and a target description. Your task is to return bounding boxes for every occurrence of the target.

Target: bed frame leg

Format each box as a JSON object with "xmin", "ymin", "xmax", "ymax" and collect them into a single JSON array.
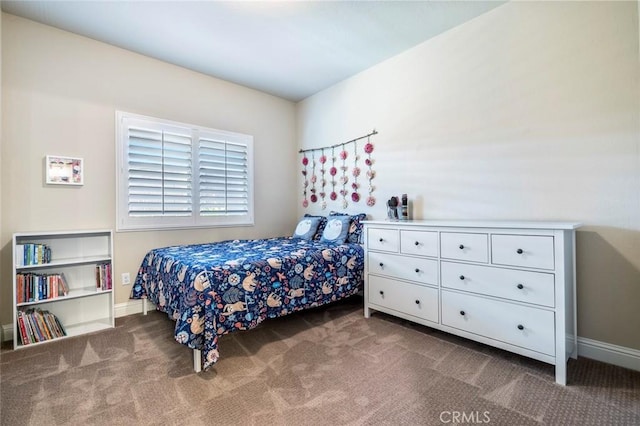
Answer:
[
  {"xmin": 143, "ymin": 296, "xmax": 148, "ymax": 316},
  {"xmin": 193, "ymin": 349, "xmax": 202, "ymax": 373}
]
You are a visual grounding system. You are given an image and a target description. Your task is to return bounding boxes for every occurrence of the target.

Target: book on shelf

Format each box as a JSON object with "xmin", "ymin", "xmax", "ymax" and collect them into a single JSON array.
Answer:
[
  {"xmin": 17, "ymin": 312, "xmax": 29, "ymax": 345},
  {"xmin": 23, "ymin": 311, "xmax": 37, "ymax": 343},
  {"xmin": 106, "ymin": 263, "xmax": 112, "ymax": 289},
  {"xmin": 16, "ymin": 308, "xmax": 67, "ymax": 346},
  {"xmin": 58, "ymin": 272, "xmax": 69, "ymax": 296},
  {"xmin": 15, "ymin": 243, "xmax": 52, "ymax": 267},
  {"xmin": 16, "ymin": 272, "xmax": 69, "ymax": 303},
  {"xmin": 96, "ymin": 265, "xmax": 102, "ymax": 291},
  {"xmin": 53, "ymin": 315, "xmax": 66, "ymax": 337},
  {"xmin": 15, "ymin": 244, "xmax": 24, "ymax": 267},
  {"xmin": 95, "ymin": 263, "xmax": 112, "ymax": 291},
  {"xmin": 47, "ymin": 312, "xmax": 65, "ymax": 337},
  {"xmin": 36, "ymin": 312, "xmax": 52, "ymax": 340},
  {"xmin": 28, "ymin": 310, "xmax": 45, "ymax": 342}
]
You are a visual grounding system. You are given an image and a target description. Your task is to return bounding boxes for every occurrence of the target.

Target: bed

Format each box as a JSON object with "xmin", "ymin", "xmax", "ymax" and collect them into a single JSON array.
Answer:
[{"xmin": 130, "ymin": 232, "xmax": 364, "ymax": 371}]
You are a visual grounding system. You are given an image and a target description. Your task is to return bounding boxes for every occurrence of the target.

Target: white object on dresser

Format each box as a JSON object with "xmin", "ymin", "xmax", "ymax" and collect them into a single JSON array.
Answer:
[
  {"xmin": 363, "ymin": 220, "xmax": 581, "ymax": 385},
  {"xmin": 12, "ymin": 230, "xmax": 115, "ymax": 349}
]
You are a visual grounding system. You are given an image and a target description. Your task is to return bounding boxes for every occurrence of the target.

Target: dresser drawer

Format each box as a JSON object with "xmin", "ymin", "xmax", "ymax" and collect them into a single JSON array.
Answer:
[
  {"xmin": 368, "ymin": 275, "xmax": 438, "ymax": 323},
  {"xmin": 441, "ymin": 261, "xmax": 555, "ymax": 307},
  {"xmin": 400, "ymin": 230, "xmax": 438, "ymax": 257},
  {"xmin": 492, "ymin": 234, "xmax": 554, "ymax": 270},
  {"xmin": 368, "ymin": 252, "xmax": 438, "ymax": 286},
  {"xmin": 442, "ymin": 290, "xmax": 555, "ymax": 356},
  {"xmin": 441, "ymin": 232, "xmax": 488, "ymax": 263},
  {"xmin": 367, "ymin": 228, "xmax": 399, "ymax": 253}
]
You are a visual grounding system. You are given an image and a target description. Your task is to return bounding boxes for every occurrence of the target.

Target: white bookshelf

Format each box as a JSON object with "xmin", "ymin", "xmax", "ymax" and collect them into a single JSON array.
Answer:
[{"xmin": 12, "ymin": 229, "xmax": 115, "ymax": 349}]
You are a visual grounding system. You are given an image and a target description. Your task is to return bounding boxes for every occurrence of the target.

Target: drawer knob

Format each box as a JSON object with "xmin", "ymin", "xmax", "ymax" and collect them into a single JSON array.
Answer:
[
  {"xmin": 379, "ymin": 290, "xmax": 384, "ymax": 296},
  {"xmin": 415, "ymin": 300, "xmax": 420, "ymax": 305},
  {"xmin": 379, "ymin": 238, "xmax": 384, "ymax": 242},
  {"xmin": 459, "ymin": 244, "xmax": 465, "ymax": 250},
  {"xmin": 517, "ymin": 324, "xmax": 524, "ymax": 330},
  {"xmin": 460, "ymin": 310, "xmax": 466, "ymax": 316},
  {"xmin": 517, "ymin": 248, "xmax": 523, "ymax": 254},
  {"xmin": 459, "ymin": 275, "xmax": 465, "ymax": 280},
  {"xmin": 415, "ymin": 268, "xmax": 420, "ymax": 273},
  {"xmin": 517, "ymin": 283, "xmax": 524, "ymax": 290},
  {"xmin": 379, "ymin": 262, "xmax": 384, "ymax": 267},
  {"xmin": 414, "ymin": 241, "xmax": 420, "ymax": 246}
]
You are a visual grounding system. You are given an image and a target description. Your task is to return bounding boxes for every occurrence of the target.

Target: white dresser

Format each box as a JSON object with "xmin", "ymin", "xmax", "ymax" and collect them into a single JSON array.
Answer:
[{"xmin": 363, "ymin": 220, "xmax": 581, "ymax": 385}]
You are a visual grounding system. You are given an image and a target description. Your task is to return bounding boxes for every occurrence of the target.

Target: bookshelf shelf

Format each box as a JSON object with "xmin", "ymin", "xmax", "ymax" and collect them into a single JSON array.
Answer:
[
  {"xmin": 15, "ymin": 255, "xmax": 112, "ymax": 271},
  {"xmin": 12, "ymin": 230, "xmax": 115, "ymax": 349},
  {"xmin": 62, "ymin": 319, "xmax": 114, "ymax": 337},
  {"xmin": 16, "ymin": 288, "xmax": 114, "ymax": 307},
  {"xmin": 15, "ymin": 319, "xmax": 114, "ymax": 349}
]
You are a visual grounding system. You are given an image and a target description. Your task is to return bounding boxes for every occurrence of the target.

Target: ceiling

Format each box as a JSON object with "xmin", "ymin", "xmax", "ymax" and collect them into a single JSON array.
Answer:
[{"xmin": 1, "ymin": 1, "xmax": 504, "ymax": 102}]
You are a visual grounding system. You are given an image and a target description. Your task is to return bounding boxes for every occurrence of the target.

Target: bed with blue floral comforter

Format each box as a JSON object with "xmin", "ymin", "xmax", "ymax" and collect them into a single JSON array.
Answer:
[{"xmin": 130, "ymin": 237, "xmax": 364, "ymax": 370}]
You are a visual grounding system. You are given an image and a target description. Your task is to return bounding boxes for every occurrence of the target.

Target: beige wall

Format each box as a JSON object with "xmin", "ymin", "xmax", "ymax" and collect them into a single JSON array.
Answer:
[
  {"xmin": 298, "ymin": 1, "xmax": 640, "ymax": 350},
  {"xmin": 0, "ymin": 13, "xmax": 297, "ymax": 325}
]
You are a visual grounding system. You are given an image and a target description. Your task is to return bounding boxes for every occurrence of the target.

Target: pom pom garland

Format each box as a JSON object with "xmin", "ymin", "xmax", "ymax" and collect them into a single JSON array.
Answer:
[{"xmin": 299, "ymin": 130, "xmax": 377, "ymax": 209}]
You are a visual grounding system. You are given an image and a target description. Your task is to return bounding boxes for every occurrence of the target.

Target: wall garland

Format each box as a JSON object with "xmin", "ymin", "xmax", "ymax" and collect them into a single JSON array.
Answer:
[{"xmin": 299, "ymin": 130, "xmax": 377, "ymax": 209}]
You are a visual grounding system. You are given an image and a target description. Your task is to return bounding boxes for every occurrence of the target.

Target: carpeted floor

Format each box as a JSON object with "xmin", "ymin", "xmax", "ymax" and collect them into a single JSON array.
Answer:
[{"xmin": 1, "ymin": 296, "xmax": 639, "ymax": 425}]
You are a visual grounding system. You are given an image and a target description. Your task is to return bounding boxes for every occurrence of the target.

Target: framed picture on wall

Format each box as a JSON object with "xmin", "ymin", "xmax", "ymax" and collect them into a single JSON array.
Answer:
[{"xmin": 45, "ymin": 155, "xmax": 84, "ymax": 185}]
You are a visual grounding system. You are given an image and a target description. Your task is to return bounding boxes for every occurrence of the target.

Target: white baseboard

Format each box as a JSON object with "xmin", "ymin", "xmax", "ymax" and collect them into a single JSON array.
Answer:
[
  {"xmin": 577, "ymin": 337, "xmax": 640, "ymax": 372},
  {"xmin": 114, "ymin": 299, "xmax": 156, "ymax": 318},
  {"xmin": 2, "ymin": 317, "xmax": 638, "ymax": 373},
  {"xmin": 1, "ymin": 324, "xmax": 12, "ymax": 343}
]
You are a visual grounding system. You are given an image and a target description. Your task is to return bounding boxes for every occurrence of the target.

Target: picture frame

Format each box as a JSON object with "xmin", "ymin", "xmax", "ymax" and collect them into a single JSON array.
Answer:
[{"xmin": 45, "ymin": 155, "xmax": 84, "ymax": 185}]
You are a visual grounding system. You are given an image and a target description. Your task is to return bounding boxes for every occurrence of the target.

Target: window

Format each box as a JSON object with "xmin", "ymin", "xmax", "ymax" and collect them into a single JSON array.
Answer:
[{"xmin": 116, "ymin": 111, "xmax": 254, "ymax": 231}]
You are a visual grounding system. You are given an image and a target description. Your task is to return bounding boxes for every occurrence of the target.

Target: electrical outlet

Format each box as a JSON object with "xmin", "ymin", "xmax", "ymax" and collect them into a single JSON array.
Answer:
[{"xmin": 122, "ymin": 272, "xmax": 131, "ymax": 285}]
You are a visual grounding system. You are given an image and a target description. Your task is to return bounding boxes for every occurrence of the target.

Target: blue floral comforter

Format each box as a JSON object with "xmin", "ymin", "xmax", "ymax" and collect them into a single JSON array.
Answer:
[{"xmin": 130, "ymin": 237, "xmax": 364, "ymax": 369}]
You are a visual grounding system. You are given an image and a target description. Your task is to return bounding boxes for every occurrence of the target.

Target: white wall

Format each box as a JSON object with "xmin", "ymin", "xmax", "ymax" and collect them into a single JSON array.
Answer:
[
  {"xmin": 298, "ymin": 1, "xmax": 640, "ymax": 350},
  {"xmin": 1, "ymin": 13, "xmax": 297, "ymax": 323}
]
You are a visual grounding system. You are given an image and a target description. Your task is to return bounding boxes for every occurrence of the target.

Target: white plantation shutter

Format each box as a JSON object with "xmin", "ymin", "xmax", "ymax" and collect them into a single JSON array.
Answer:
[
  {"xmin": 161, "ymin": 132, "xmax": 192, "ymax": 216},
  {"xmin": 127, "ymin": 128, "xmax": 192, "ymax": 217},
  {"xmin": 117, "ymin": 112, "xmax": 253, "ymax": 231},
  {"xmin": 199, "ymin": 138, "xmax": 249, "ymax": 216},
  {"xmin": 127, "ymin": 127, "xmax": 164, "ymax": 216}
]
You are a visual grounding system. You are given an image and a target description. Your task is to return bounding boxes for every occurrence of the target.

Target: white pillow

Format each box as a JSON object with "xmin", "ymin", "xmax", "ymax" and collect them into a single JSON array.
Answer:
[
  {"xmin": 293, "ymin": 217, "xmax": 322, "ymax": 240},
  {"xmin": 320, "ymin": 216, "xmax": 351, "ymax": 244}
]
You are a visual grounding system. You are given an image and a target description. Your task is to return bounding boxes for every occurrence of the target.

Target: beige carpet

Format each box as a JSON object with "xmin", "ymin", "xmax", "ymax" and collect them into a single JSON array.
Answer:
[{"xmin": 1, "ymin": 296, "xmax": 639, "ymax": 425}]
